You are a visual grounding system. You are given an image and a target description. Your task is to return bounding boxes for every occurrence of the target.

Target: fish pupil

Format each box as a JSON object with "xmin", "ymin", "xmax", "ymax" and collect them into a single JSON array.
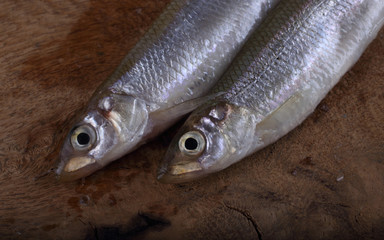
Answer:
[
  {"xmin": 185, "ymin": 137, "xmax": 198, "ymax": 150},
  {"xmin": 77, "ymin": 133, "xmax": 90, "ymax": 145}
]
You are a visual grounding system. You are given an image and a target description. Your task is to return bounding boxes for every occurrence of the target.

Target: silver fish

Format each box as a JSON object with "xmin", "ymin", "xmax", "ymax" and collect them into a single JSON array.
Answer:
[
  {"xmin": 158, "ymin": 0, "xmax": 384, "ymax": 183},
  {"xmin": 57, "ymin": 0, "xmax": 280, "ymax": 180}
]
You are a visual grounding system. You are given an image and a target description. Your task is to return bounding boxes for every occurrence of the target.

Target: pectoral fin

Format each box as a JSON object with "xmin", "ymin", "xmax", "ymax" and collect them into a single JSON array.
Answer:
[{"xmin": 149, "ymin": 92, "xmax": 224, "ymax": 124}]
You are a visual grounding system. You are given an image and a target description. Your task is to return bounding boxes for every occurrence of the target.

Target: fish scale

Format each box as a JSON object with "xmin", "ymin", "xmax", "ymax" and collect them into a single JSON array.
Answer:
[
  {"xmin": 213, "ymin": 0, "xmax": 378, "ymax": 115},
  {"xmin": 158, "ymin": 0, "xmax": 384, "ymax": 183},
  {"xmin": 108, "ymin": 0, "xmax": 273, "ymax": 106}
]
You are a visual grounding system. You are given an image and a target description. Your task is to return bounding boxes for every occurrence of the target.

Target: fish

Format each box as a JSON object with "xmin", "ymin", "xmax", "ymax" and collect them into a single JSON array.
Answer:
[
  {"xmin": 56, "ymin": 0, "xmax": 281, "ymax": 181},
  {"xmin": 157, "ymin": 0, "xmax": 384, "ymax": 183}
]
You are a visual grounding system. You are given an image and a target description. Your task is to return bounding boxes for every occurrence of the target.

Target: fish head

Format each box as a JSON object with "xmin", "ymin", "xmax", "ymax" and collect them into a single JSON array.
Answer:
[
  {"xmin": 57, "ymin": 94, "xmax": 149, "ymax": 181},
  {"xmin": 158, "ymin": 102, "xmax": 258, "ymax": 183}
]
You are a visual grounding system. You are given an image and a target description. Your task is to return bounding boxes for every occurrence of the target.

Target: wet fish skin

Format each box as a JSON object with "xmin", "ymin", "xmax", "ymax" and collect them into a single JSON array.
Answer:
[
  {"xmin": 158, "ymin": 0, "xmax": 384, "ymax": 183},
  {"xmin": 57, "ymin": 0, "xmax": 280, "ymax": 181}
]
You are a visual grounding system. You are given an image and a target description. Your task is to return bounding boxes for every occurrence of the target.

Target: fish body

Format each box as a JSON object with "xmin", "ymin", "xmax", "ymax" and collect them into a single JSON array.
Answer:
[
  {"xmin": 158, "ymin": 0, "xmax": 384, "ymax": 183},
  {"xmin": 57, "ymin": 0, "xmax": 280, "ymax": 180}
]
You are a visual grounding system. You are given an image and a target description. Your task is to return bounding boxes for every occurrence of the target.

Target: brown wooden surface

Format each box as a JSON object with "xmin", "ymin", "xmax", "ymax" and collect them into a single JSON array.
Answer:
[{"xmin": 1, "ymin": 1, "xmax": 383, "ymax": 239}]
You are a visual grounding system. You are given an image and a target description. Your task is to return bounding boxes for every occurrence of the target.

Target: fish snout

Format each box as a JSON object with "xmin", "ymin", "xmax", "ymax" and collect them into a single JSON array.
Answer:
[
  {"xmin": 157, "ymin": 161, "xmax": 203, "ymax": 183},
  {"xmin": 56, "ymin": 156, "xmax": 101, "ymax": 181}
]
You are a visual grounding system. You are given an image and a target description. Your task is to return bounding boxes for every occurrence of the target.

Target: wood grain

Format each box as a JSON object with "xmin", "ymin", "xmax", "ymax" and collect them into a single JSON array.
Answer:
[{"xmin": 0, "ymin": 1, "xmax": 383, "ymax": 239}]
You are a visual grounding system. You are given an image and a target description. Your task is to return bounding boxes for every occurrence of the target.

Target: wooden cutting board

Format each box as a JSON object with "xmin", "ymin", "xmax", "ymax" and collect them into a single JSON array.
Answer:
[{"xmin": 1, "ymin": 1, "xmax": 383, "ymax": 239}]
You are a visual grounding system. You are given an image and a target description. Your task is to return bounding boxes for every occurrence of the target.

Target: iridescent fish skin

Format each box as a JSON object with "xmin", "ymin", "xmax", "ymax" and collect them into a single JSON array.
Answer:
[
  {"xmin": 57, "ymin": 0, "xmax": 280, "ymax": 181},
  {"xmin": 158, "ymin": 0, "xmax": 384, "ymax": 183}
]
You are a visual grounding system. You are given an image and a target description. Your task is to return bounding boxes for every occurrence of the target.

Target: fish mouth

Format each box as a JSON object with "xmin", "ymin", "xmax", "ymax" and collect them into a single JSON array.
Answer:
[
  {"xmin": 56, "ymin": 157, "xmax": 102, "ymax": 182},
  {"xmin": 157, "ymin": 161, "xmax": 204, "ymax": 183}
]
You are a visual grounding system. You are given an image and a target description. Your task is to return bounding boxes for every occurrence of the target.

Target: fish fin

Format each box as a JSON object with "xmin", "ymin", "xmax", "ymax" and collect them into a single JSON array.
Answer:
[
  {"xmin": 257, "ymin": 89, "xmax": 309, "ymax": 132},
  {"xmin": 149, "ymin": 92, "xmax": 224, "ymax": 124}
]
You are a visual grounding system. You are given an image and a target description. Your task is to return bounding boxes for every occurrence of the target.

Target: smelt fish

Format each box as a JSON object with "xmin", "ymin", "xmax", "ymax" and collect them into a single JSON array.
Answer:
[
  {"xmin": 57, "ymin": 0, "xmax": 280, "ymax": 180},
  {"xmin": 158, "ymin": 0, "xmax": 384, "ymax": 183}
]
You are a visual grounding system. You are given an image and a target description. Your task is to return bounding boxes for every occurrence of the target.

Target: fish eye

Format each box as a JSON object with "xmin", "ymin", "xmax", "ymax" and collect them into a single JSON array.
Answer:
[
  {"xmin": 184, "ymin": 137, "xmax": 198, "ymax": 150},
  {"xmin": 77, "ymin": 132, "xmax": 90, "ymax": 145},
  {"xmin": 179, "ymin": 131, "xmax": 205, "ymax": 155},
  {"xmin": 70, "ymin": 125, "xmax": 96, "ymax": 150}
]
